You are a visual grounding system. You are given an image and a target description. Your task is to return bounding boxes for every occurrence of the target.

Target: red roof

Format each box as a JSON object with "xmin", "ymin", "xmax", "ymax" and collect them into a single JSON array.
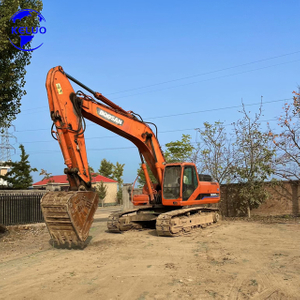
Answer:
[{"xmin": 33, "ymin": 174, "xmax": 117, "ymax": 186}]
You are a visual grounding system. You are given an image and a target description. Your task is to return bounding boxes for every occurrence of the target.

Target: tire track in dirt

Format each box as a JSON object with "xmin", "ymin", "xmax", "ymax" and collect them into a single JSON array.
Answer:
[{"xmin": 223, "ymin": 222, "xmax": 299, "ymax": 300}]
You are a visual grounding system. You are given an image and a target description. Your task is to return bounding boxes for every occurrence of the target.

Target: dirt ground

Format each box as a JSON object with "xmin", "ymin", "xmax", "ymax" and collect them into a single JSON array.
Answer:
[{"xmin": 0, "ymin": 207, "xmax": 300, "ymax": 300}]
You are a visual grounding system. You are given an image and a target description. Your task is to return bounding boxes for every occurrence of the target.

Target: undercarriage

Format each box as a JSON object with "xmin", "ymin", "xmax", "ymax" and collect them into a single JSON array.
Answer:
[{"xmin": 107, "ymin": 206, "xmax": 219, "ymax": 236}]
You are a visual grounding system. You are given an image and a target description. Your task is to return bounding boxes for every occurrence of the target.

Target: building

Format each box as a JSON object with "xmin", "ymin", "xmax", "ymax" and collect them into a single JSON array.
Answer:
[
  {"xmin": 32, "ymin": 174, "xmax": 118, "ymax": 204},
  {"xmin": 0, "ymin": 163, "xmax": 9, "ymax": 187}
]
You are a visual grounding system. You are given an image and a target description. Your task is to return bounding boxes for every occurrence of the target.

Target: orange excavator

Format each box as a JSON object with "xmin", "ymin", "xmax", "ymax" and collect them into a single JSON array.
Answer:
[{"xmin": 41, "ymin": 66, "xmax": 220, "ymax": 247}]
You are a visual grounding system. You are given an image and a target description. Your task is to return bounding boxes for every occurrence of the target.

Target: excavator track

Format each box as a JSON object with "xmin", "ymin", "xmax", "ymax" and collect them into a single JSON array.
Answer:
[
  {"xmin": 156, "ymin": 207, "xmax": 219, "ymax": 237},
  {"xmin": 107, "ymin": 209, "xmax": 141, "ymax": 232},
  {"xmin": 107, "ymin": 207, "xmax": 219, "ymax": 236},
  {"xmin": 107, "ymin": 207, "xmax": 159, "ymax": 233},
  {"xmin": 41, "ymin": 191, "xmax": 99, "ymax": 247}
]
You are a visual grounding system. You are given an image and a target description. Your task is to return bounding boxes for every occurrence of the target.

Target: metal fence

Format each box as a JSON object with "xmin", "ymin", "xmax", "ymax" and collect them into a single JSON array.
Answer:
[{"xmin": 0, "ymin": 193, "xmax": 44, "ymax": 226}]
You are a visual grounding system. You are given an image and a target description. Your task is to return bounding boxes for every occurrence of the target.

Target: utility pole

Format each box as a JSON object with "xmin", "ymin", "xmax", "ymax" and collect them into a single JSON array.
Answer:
[
  {"xmin": 0, "ymin": 126, "xmax": 17, "ymax": 186},
  {"xmin": 0, "ymin": 126, "xmax": 17, "ymax": 163}
]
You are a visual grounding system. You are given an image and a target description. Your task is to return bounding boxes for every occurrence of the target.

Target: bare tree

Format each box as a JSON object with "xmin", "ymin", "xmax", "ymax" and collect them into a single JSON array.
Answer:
[
  {"xmin": 232, "ymin": 100, "xmax": 275, "ymax": 217},
  {"xmin": 270, "ymin": 91, "xmax": 300, "ymax": 180},
  {"xmin": 269, "ymin": 91, "xmax": 300, "ymax": 215},
  {"xmin": 196, "ymin": 121, "xmax": 235, "ymax": 184}
]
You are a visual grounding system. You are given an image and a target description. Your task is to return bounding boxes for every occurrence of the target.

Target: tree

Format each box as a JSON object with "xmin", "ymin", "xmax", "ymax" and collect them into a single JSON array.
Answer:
[
  {"xmin": 98, "ymin": 159, "xmax": 114, "ymax": 179},
  {"xmin": 164, "ymin": 134, "xmax": 195, "ymax": 163},
  {"xmin": 232, "ymin": 101, "xmax": 275, "ymax": 217},
  {"xmin": 0, "ymin": 0, "xmax": 43, "ymax": 128},
  {"xmin": 88, "ymin": 165, "xmax": 95, "ymax": 174},
  {"xmin": 98, "ymin": 159, "xmax": 125, "ymax": 203},
  {"xmin": 113, "ymin": 162, "xmax": 125, "ymax": 204},
  {"xmin": 0, "ymin": 144, "xmax": 37, "ymax": 189},
  {"xmin": 269, "ymin": 91, "xmax": 300, "ymax": 215},
  {"xmin": 197, "ymin": 121, "xmax": 235, "ymax": 184},
  {"xmin": 88, "ymin": 165, "xmax": 98, "ymax": 177},
  {"xmin": 95, "ymin": 181, "xmax": 107, "ymax": 207},
  {"xmin": 269, "ymin": 91, "xmax": 300, "ymax": 180},
  {"xmin": 136, "ymin": 163, "xmax": 157, "ymax": 188},
  {"xmin": 39, "ymin": 169, "xmax": 53, "ymax": 182},
  {"xmin": 137, "ymin": 134, "xmax": 195, "ymax": 187}
]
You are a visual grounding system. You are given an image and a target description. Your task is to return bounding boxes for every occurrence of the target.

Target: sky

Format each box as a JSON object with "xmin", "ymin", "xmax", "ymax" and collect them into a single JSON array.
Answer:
[{"xmin": 6, "ymin": 0, "xmax": 300, "ymax": 184}]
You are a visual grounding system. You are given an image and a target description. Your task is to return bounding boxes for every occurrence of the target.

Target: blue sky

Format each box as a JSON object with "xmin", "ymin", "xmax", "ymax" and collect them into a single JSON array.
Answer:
[{"xmin": 8, "ymin": 0, "xmax": 300, "ymax": 183}]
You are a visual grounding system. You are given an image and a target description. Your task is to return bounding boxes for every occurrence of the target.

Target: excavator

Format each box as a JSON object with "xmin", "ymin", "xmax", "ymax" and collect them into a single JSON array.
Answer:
[{"xmin": 40, "ymin": 66, "xmax": 220, "ymax": 247}]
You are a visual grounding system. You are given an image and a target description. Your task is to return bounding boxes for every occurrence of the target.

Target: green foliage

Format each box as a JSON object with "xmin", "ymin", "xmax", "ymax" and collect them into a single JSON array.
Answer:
[
  {"xmin": 88, "ymin": 165, "xmax": 95, "ymax": 173},
  {"xmin": 39, "ymin": 168, "xmax": 53, "ymax": 182},
  {"xmin": 113, "ymin": 162, "xmax": 125, "ymax": 203},
  {"xmin": 98, "ymin": 159, "xmax": 125, "ymax": 203},
  {"xmin": 98, "ymin": 158, "xmax": 114, "ymax": 179},
  {"xmin": 136, "ymin": 163, "xmax": 157, "ymax": 188},
  {"xmin": 88, "ymin": 165, "xmax": 98, "ymax": 177},
  {"xmin": 0, "ymin": 0, "xmax": 43, "ymax": 128},
  {"xmin": 95, "ymin": 181, "xmax": 107, "ymax": 207},
  {"xmin": 0, "ymin": 144, "xmax": 37, "ymax": 189},
  {"xmin": 164, "ymin": 134, "xmax": 194, "ymax": 163},
  {"xmin": 136, "ymin": 134, "xmax": 194, "ymax": 187},
  {"xmin": 116, "ymin": 189, "xmax": 122, "ymax": 203},
  {"xmin": 113, "ymin": 162, "xmax": 125, "ymax": 183},
  {"xmin": 232, "ymin": 101, "xmax": 275, "ymax": 217}
]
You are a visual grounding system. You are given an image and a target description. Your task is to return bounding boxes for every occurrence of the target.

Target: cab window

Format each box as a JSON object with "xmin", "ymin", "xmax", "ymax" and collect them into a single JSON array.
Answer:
[
  {"xmin": 163, "ymin": 166, "xmax": 181, "ymax": 199},
  {"xmin": 182, "ymin": 166, "xmax": 198, "ymax": 200}
]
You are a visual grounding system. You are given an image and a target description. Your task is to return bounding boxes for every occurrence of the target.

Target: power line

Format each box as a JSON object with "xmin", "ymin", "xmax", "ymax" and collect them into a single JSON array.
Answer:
[
  {"xmin": 20, "ymin": 118, "xmax": 278, "ymax": 146},
  {"xmin": 15, "ymin": 97, "xmax": 291, "ymax": 133},
  {"xmin": 27, "ymin": 146, "xmax": 136, "ymax": 154},
  {"xmin": 146, "ymin": 98, "xmax": 292, "ymax": 120},
  {"xmin": 19, "ymin": 51, "xmax": 300, "ymax": 115},
  {"xmin": 106, "ymin": 50, "xmax": 300, "ymax": 96},
  {"xmin": 111, "ymin": 59, "xmax": 300, "ymax": 100}
]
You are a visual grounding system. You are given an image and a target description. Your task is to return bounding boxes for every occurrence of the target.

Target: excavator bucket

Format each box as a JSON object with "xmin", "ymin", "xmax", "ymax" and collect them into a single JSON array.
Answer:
[{"xmin": 41, "ymin": 191, "xmax": 99, "ymax": 247}]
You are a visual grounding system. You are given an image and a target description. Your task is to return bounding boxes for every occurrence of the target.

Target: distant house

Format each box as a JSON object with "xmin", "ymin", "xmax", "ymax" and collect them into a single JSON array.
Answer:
[
  {"xmin": 0, "ymin": 164, "xmax": 10, "ymax": 187},
  {"xmin": 32, "ymin": 174, "xmax": 118, "ymax": 204}
]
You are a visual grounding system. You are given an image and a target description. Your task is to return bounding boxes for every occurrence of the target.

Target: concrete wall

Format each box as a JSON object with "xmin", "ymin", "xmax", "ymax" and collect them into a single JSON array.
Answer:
[{"xmin": 122, "ymin": 184, "xmax": 134, "ymax": 210}]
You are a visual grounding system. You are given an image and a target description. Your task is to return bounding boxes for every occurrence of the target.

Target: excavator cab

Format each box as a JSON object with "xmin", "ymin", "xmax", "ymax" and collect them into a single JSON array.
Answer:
[
  {"xmin": 161, "ymin": 163, "xmax": 219, "ymax": 206},
  {"xmin": 162, "ymin": 163, "xmax": 198, "ymax": 201}
]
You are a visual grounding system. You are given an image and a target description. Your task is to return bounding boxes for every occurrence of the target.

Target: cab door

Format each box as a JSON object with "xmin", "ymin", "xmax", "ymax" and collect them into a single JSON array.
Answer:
[{"xmin": 182, "ymin": 165, "xmax": 198, "ymax": 201}]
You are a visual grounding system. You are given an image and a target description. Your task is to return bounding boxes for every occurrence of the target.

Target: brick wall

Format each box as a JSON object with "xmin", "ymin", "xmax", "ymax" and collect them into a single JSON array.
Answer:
[{"xmin": 220, "ymin": 181, "xmax": 300, "ymax": 217}]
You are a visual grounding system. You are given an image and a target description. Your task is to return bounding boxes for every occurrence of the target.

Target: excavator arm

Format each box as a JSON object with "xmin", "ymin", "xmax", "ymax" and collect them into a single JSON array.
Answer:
[{"xmin": 46, "ymin": 66, "xmax": 165, "ymax": 195}]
